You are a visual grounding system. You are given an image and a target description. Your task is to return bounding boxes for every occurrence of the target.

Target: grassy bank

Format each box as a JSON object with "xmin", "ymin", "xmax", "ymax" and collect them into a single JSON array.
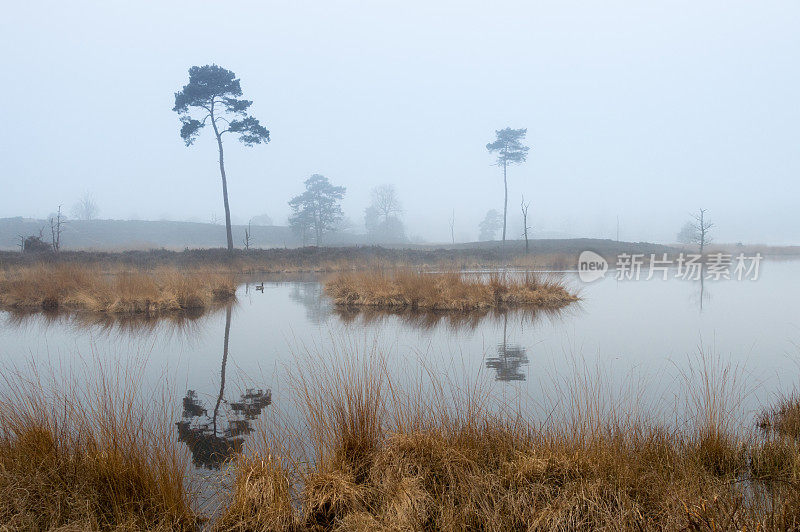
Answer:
[
  {"xmin": 324, "ymin": 269, "xmax": 579, "ymax": 311},
  {"xmin": 217, "ymin": 352, "xmax": 800, "ymax": 531},
  {"xmin": 0, "ymin": 362, "xmax": 195, "ymax": 531},
  {"xmin": 0, "ymin": 264, "xmax": 236, "ymax": 315},
  {"xmin": 1, "ymin": 352, "xmax": 799, "ymax": 530}
]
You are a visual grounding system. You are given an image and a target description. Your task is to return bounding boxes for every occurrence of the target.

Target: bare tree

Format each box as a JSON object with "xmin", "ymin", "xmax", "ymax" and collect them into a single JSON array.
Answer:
[
  {"xmin": 690, "ymin": 208, "xmax": 714, "ymax": 254},
  {"xmin": 520, "ymin": 196, "xmax": 531, "ymax": 254},
  {"xmin": 72, "ymin": 193, "xmax": 99, "ymax": 220},
  {"xmin": 371, "ymin": 185, "xmax": 402, "ymax": 223},
  {"xmin": 49, "ymin": 205, "xmax": 66, "ymax": 252},
  {"xmin": 365, "ymin": 184, "xmax": 405, "ymax": 242},
  {"xmin": 243, "ymin": 220, "xmax": 252, "ymax": 250}
]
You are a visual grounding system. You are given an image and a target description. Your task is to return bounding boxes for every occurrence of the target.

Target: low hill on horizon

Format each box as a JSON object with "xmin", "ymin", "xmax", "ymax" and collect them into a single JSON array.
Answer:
[
  {"xmin": 0, "ymin": 217, "xmax": 372, "ymax": 250},
  {"xmin": 3, "ymin": 217, "xmax": 795, "ymax": 258}
]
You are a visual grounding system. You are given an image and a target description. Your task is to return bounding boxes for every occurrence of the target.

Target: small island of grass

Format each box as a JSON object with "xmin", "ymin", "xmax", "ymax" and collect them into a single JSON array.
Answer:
[{"xmin": 324, "ymin": 269, "xmax": 578, "ymax": 311}]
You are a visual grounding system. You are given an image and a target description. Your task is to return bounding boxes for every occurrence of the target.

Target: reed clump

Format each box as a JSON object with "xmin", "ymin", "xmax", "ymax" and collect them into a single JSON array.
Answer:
[
  {"xmin": 213, "ymin": 454, "xmax": 297, "ymax": 531},
  {"xmin": 759, "ymin": 393, "xmax": 800, "ymax": 441},
  {"xmin": 324, "ymin": 269, "xmax": 578, "ymax": 311},
  {"xmin": 0, "ymin": 363, "xmax": 196, "ymax": 531},
  {"xmin": 215, "ymin": 350, "xmax": 800, "ymax": 531},
  {"xmin": 0, "ymin": 264, "xmax": 236, "ymax": 315}
]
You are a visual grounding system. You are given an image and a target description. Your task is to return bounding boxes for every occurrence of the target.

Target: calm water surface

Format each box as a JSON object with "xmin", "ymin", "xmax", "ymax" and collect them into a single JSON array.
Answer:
[{"xmin": 1, "ymin": 262, "xmax": 799, "ymax": 473}]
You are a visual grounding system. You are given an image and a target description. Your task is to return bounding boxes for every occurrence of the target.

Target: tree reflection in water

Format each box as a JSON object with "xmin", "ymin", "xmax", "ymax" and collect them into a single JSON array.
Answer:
[
  {"xmin": 485, "ymin": 313, "xmax": 529, "ymax": 382},
  {"xmin": 288, "ymin": 282, "xmax": 332, "ymax": 325},
  {"xmin": 176, "ymin": 306, "xmax": 272, "ymax": 469},
  {"xmin": 331, "ymin": 303, "xmax": 572, "ymax": 382}
]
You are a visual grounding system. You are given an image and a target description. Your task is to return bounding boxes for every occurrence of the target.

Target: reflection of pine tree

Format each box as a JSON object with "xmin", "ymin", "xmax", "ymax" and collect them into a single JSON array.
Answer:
[
  {"xmin": 485, "ymin": 314, "xmax": 529, "ymax": 381},
  {"xmin": 288, "ymin": 283, "xmax": 332, "ymax": 325},
  {"xmin": 176, "ymin": 387, "xmax": 272, "ymax": 469},
  {"xmin": 175, "ymin": 306, "xmax": 272, "ymax": 469}
]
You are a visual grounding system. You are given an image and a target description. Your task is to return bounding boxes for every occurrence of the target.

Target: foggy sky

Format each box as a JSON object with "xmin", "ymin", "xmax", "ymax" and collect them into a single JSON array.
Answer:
[{"xmin": 1, "ymin": 0, "xmax": 798, "ymax": 244}]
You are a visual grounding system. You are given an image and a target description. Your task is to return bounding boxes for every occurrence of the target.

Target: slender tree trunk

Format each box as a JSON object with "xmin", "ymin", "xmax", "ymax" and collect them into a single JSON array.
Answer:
[
  {"xmin": 521, "ymin": 197, "xmax": 529, "ymax": 254},
  {"xmin": 315, "ymin": 205, "xmax": 321, "ymax": 246},
  {"xmin": 699, "ymin": 210, "xmax": 705, "ymax": 255},
  {"xmin": 524, "ymin": 223, "xmax": 529, "ymax": 254},
  {"xmin": 502, "ymin": 161, "xmax": 508, "ymax": 243},
  {"xmin": 214, "ymin": 134, "xmax": 234, "ymax": 252},
  {"xmin": 213, "ymin": 305, "xmax": 232, "ymax": 436},
  {"xmin": 209, "ymin": 102, "xmax": 234, "ymax": 252}
]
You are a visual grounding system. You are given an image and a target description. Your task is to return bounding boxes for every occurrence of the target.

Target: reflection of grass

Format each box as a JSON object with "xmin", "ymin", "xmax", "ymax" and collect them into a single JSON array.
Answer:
[
  {"xmin": 0, "ymin": 359, "xmax": 195, "ymax": 530},
  {"xmin": 333, "ymin": 305, "xmax": 568, "ymax": 332},
  {"xmin": 325, "ymin": 269, "xmax": 578, "ymax": 311},
  {"xmin": 217, "ymin": 348, "xmax": 800, "ymax": 531},
  {"xmin": 3, "ymin": 303, "xmax": 220, "ymax": 339},
  {"xmin": 334, "ymin": 305, "xmax": 496, "ymax": 331},
  {"xmin": 0, "ymin": 264, "xmax": 236, "ymax": 316}
]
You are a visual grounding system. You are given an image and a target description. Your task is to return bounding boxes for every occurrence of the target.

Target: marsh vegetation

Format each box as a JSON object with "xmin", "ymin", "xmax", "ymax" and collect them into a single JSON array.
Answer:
[
  {"xmin": 0, "ymin": 264, "xmax": 236, "ymax": 315},
  {"xmin": 1, "ymin": 263, "xmax": 799, "ymax": 530},
  {"xmin": 324, "ymin": 269, "xmax": 578, "ymax": 311},
  {"xmin": 1, "ymin": 349, "xmax": 799, "ymax": 531}
]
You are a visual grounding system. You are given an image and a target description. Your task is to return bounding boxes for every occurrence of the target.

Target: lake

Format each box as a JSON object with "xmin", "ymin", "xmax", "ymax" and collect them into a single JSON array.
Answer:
[{"xmin": 1, "ymin": 262, "xmax": 798, "ymax": 476}]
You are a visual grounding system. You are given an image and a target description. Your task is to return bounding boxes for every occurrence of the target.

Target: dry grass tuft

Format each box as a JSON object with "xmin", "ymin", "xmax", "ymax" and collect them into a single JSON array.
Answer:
[
  {"xmin": 759, "ymin": 393, "xmax": 800, "ymax": 441},
  {"xmin": 0, "ymin": 264, "xmax": 236, "ymax": 316},
  {"xmin": 324, "ymin": 269, "xmax": 578, "ymax": 311},
  {"xmin": 0, "ymin": 360, "xmax": 196, "ymax": 531},
  {"xmin": 218, "ymin": 348, "xmax": 800, "ymax": 531},
  {"xmin": 214, "ymin": 454, "xmax": 297, "ymax": 532}
]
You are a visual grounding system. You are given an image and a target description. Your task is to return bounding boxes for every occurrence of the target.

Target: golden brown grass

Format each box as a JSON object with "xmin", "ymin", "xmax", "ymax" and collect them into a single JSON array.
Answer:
[
  {"xmin": 214, "ymin": 348, "xmax": 800, "ymax": 531},
  {"xmin": 0, "ymin": 264, "xmax": 236, "ymax": 315},
  {"xmin": 759, "ymin": 393, "xmax": 800, "ymax": 441},
  {"xmin": 2, "ymin": 346, "xmax": 799, "ymax": 530},
  {"xmin": 324, "ymin": 269, "xmax": 578, "ymax": 311},
  {"xmin": 0, "ymin": 360, "xmax": 197, "ymax": 531}
]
